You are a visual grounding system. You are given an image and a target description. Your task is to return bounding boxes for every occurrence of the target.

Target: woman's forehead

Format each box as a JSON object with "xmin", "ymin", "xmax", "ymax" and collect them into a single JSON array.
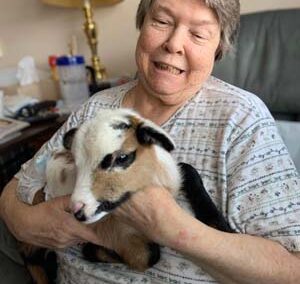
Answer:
[{"xmin": 150, "ymin": 0, "xmax": 219, "ymax": 26}]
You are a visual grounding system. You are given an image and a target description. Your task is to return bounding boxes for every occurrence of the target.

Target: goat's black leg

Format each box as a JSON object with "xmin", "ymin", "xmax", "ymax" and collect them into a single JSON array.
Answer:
[
  {"xmin": 82, "ymin": 243, "xmax": 123, "ymax": 264},
  {"xmin": 21, "ymin": 248, "xmax": 57, "ymax": 284},
  {"xmin": 179, "ymin": 162, "xmax": 235, "ymax": 233}
]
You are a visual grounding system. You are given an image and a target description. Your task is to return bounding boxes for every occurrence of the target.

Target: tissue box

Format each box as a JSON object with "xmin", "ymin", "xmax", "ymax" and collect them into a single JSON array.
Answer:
[{"xmin": 2, "ymin": 79, "xmax": 61, "ymax": 101}]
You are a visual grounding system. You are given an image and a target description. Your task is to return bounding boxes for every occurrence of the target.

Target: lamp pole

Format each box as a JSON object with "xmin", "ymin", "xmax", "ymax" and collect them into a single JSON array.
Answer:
[{"xmin": 82, "ymin": 0, "xmax": 107, "ymax": 81}]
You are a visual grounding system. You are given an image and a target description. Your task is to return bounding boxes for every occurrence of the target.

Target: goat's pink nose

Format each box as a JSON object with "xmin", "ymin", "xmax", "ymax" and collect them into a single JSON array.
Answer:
[{"xmin": 72, "ymin": 201, "xmax": 84, "ymax": 214}]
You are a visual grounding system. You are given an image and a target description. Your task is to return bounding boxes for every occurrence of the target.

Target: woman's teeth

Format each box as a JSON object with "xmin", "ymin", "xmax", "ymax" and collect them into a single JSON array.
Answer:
[{"xmin": 155, "ymin": 62, "xmax": 183, "ymax": 75}]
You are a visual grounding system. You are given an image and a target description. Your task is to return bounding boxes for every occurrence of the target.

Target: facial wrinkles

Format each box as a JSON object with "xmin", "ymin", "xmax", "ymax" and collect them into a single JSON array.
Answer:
[{"xmin": 151, "ymin": 2, "xmax": 220, "ymax": 68}]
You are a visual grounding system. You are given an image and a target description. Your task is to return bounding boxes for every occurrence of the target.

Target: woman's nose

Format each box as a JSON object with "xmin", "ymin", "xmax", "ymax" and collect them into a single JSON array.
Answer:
[{"xmin": 163, "ymin": 28, "xmax": 185, "ymax": 55}]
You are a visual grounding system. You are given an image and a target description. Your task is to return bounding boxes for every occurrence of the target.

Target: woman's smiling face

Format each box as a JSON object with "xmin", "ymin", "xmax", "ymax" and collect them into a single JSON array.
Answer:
[{"xmin": 135, "ymin": 0, "xmax": 221, "ymax": 105}]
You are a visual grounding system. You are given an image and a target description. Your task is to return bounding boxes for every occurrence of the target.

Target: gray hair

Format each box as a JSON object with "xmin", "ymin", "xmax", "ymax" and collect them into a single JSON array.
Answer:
[{"xmin": 136, "ymin": 0, "xmax": 240, "ymax": 60}]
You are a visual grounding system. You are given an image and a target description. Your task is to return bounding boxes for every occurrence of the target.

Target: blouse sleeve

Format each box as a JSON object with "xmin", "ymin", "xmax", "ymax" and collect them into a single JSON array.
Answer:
[{"xmin": 226, "ymin": 97, "xmax": 300, "ymax": 252}]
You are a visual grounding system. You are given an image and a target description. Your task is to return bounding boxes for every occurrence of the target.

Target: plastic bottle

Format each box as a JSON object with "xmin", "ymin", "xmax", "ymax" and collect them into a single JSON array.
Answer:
[{"xmin": 56, "ymin": 55, "xmax": 89, "ymax": 112}]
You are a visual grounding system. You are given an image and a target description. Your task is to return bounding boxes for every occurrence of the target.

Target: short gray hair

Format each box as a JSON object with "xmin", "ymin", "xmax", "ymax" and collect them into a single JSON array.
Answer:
[{"xmin": 136, "ymin": 0, "xmax": 240, "ymax": 60}]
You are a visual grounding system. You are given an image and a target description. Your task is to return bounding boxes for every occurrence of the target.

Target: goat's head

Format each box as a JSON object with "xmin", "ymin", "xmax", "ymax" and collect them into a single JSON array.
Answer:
[{"xmin": 63, "ymin": 109, "xmax": 181, "ymax": 224}]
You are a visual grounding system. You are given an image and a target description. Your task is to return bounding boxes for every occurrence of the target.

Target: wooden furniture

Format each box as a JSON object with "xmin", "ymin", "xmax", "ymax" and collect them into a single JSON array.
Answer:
[{"xmin": 0, "ymin": 116, "xmax": 67, "ymax": 192}]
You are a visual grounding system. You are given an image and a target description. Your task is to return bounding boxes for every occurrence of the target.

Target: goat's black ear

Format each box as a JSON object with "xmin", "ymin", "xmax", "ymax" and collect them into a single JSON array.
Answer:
[
  {"xmin": 63, "ymin": 128, "xmax": 77, "ymax": 150},
  {"xmin": 136, "ymin": 123, "xmax": 175, "ymax": 152}
]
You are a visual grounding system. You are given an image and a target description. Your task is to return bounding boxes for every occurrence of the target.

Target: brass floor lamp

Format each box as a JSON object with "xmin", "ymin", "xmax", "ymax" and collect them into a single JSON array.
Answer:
[{"xmin": 42, "ymin": 0, "xmax": 123, "ymax": 82}]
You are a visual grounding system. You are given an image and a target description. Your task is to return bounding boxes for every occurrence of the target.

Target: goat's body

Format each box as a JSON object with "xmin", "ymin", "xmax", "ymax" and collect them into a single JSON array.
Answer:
[
  {"xmin": 20, "ymin": 109, "xmax": 233, "ymax": 284},
  {"xmin": 22, "ymin": 109, "xmax": 183, "ymax": 283}
]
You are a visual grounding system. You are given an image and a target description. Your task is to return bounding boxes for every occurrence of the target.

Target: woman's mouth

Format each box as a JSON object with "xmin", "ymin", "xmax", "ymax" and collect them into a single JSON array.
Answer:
[{"xmin": 154, "ymin": 62, "xmax": 184, "ymax": 75}]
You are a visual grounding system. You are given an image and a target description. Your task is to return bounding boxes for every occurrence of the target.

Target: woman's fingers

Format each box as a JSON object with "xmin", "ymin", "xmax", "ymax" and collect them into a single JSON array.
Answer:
[
  {"xmin": 22, "ymin": 197, "xmax": 97, "ymax": 248},
  {"xmin": 48, "ymin": 195, "xmax": 101, "ymax": 244},
  {"xmin": 114, "ymin": 186, "xmax": 184, "ymax": 246}
]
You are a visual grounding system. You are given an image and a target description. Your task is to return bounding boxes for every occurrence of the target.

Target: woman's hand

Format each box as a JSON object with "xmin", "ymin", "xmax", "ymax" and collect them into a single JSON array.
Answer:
[
  {"xmin": 114, "ymin": 186, "xmax": 192, "ymax": 247},
  {"xmin": 0, "ymin": 179, "xmax": 100, "ymax": 249},
  {"xmin": 22, "ymin": 196, "xmax": 101, "ymax": 249}
]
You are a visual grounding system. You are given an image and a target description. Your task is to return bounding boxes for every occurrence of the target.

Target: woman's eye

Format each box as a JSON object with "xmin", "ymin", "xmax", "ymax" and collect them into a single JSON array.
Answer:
[
  {"xmin": 193, "ymin": 33, "xmax": 205, "ymax": 40},
  {"xmin": 193, "ymin": 34, "xmax": 203, "ymax": 39},
  {"xmin": 191, "ymin": 31, "xmax": 210, "ymax": 42},
  {"xmin": 153, "ymin": 18, "xmax": 169, "ymax": 27}
]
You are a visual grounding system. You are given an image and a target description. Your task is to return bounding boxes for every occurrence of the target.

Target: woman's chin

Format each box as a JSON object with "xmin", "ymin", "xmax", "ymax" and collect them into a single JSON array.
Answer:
[{"xmin": 147, "ymin": 79, "xmax": 184, "ymax": 96}]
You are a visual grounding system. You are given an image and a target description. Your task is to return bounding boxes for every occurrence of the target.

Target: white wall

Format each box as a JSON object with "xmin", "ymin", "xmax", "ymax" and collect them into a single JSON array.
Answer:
[
  {"xmin": 0, "ymin": 0, "xmax": 140, "ymax": 78},
  {"xmin": 0, "ymin": 0, "xmax": 299, "ymax": 78},
  {"xmin": 240, "ymin": 0, "xmax": 300, "ymax": 14}
]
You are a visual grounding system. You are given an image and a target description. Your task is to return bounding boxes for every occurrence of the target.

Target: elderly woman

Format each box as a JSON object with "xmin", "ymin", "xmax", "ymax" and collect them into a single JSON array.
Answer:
[{"xmin": 1, "ymin": 0, "xmax": 300, "ymax": 283}]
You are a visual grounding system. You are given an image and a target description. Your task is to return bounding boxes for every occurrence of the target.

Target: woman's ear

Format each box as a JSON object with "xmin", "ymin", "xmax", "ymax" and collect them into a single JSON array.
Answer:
[
  {"xmin": 63, "ymin": 128, "xmax": 78, "ymax": 150},
  {"xmin": 136, "ymin": 122, "xmax": 175, "ymax": 152}
]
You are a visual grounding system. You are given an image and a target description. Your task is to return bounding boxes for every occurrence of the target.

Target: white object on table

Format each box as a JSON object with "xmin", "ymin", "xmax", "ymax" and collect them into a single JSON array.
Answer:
[{"xmin": 16, "ymin": 56, "xmax": 40, "ymax": 86}]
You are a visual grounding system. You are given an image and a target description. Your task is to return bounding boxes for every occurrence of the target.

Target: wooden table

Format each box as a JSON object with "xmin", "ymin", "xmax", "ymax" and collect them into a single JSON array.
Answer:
[
  {"xmin": 0, "ymin": 116, "xmax": 67, "ymax": 154},
  {"xmin": 0, "ymin": 115, "xmax": 67, "ymax": 191}
]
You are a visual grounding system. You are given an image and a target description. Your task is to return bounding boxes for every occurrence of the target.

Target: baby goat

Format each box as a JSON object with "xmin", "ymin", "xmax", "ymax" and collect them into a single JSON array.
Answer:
[
  {"xmin": 21, "ymin": 108, "xmax": 233, "ymax": 284},
  {"xmin": 48, "ymin": 108, "xmax": 182, "ymax": 270}
]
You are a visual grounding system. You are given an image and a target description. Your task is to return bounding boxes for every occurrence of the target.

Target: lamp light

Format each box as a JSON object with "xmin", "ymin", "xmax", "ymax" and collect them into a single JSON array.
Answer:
[{"xmin": 42, "ymin": 0, "xmax": 123, "ymax": 82}]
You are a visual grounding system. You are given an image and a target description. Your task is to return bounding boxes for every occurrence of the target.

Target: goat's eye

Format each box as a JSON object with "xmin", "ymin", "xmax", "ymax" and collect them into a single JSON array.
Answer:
[
  {"xmin": 114, "ymin": 151, "xmax": 136, "ymax": 169},
  {"xmin": 115, "ymin": 154, "xmax": 129, "ymax": 165}
]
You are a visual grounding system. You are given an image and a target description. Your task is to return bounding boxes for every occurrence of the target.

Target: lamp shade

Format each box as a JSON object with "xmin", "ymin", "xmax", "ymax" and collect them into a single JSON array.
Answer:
[{"xmin": 42, "ymin": 0, "xmax": 123, "ymax": 8}]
